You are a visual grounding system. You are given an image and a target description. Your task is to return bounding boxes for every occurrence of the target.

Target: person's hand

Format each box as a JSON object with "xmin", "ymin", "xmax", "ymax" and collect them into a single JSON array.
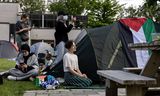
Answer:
[
  {"xmin": 18, "ymin": 64, "xmax": 22, "ymax": 68},
  {"xmin": 28, "ymin": 27, "xmax": 32, "ymax": 31},
  {"xmin": 18, "ymin": 64, "xmax": 25, "ymax": 71},
  {"xmin": 71, "ymin": 16, "xmax": 76, "ymax": 22},
  {"xmin": 22, "ymin": 64, "xmax": 28, "ymax": 68},
  {"xmin": 83, "ymin": 74, "xmax": 87, "ymax": 78},
  {"xmin": 26, "ymin": 27, "xmax": 31, "ymax": 31},
  {"xmin": 21, "ymin": 28, "xmax": 31, "ymax": 31},
  {"xmin": 82, "ymin": 74, "xmax": 87, "ymax": 78},
  {"xmin": 50, "ymin": 64, "xmax": 55, "ymax": 70},
  {"xmin": 20, "ymin": 28, "xmax": 26, "ymax": 32}
]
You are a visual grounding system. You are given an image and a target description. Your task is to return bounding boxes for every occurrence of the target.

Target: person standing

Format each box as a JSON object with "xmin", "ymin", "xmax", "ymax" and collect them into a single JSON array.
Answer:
[
  {"xmin": 63, "ymin": 40, "xmax": 92, "ymax": 87},
  {"xmin": 16, "ymin": 14, "xmax": 31, "ymax": 50},
  {"xmin": 50, "ymin": 11, "xmax": 75, "ymax": 69}
]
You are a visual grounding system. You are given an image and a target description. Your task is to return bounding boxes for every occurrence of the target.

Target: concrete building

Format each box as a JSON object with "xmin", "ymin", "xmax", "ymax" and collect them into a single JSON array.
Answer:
[
  {"xmin": 0, "ymin": 1, "xmax": 82, "ymax": 45},
  {"xmin": 0, "ymin": 2, "xmax": 19, "ymax": 41}
]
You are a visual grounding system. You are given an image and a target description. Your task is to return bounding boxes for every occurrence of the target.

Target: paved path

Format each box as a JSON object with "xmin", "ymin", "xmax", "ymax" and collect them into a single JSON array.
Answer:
[{"xmin": 23, "ymin": 88, "xmax": 126, "ymax": 96}]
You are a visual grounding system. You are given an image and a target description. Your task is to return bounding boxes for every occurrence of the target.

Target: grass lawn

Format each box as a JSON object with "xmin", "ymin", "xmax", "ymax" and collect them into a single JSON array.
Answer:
[
  {"xmin": 0, "ymin": 59, "xmax": 104, "ymax": 96},
  {"xmin": 0, "ymin": 58, "xmax": 41, "ymax": 96}
]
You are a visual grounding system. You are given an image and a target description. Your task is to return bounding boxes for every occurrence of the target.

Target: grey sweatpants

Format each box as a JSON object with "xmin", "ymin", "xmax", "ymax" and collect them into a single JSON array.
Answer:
[{"xmin": 9, "ymin": 68, "xmax": 38, "ymax": 80}]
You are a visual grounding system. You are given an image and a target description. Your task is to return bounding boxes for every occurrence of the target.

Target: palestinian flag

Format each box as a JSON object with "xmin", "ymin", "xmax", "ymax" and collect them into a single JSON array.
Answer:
[{"xmin": 119, "ymin": 18, "xmax": 158, "ymax": 68}]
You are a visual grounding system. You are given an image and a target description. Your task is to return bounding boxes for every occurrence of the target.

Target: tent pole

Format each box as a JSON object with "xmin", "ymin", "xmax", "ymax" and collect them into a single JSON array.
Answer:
[{"xmin": 108, "ymin": 41, "xmax": 122, "ymax": 68}]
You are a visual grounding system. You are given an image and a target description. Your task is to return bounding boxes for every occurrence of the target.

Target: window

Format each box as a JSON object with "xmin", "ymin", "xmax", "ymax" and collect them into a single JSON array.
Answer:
[
  {"xmin": 30, "ymin": 14, "xmax": 42, "ymax": 28},
  {"xmin": 29, "ymin": 13, "xmax": 88, "ymax": 28},
  {"xmin": 44, "ymin": 14, "xmax": 56, "ymax": 28}
]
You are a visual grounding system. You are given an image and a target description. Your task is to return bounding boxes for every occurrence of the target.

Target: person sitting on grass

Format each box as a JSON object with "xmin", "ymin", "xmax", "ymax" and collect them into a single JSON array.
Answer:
[
  {"xmin": 6, "ymin": 44, "xmax": 39, "ymax": 81},
  {"xmin": 63, "ymin": 40, "xmax": 92, "ymax": 87},
  {"xmin": 39, "ymin": 51, "xmax": 53, "ymax": 73}
]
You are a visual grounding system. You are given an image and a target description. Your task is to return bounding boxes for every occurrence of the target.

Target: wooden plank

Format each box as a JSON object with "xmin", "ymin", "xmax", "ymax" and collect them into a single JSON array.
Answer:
[
  {"xmin": 146, "ymin": 87, "xmax": 160, "ymax": 96},
  {"xmin": 123, "ymin": 67, "xmax": 160, "ymax": 75},
  {"xmin": 126, "ymin": 86, "xmax": 147, "ymax": 96},
  {"xmin": 148, "ymin": 87, "xmax": 160, "ymax": 91},
  {"xmin": 123, "ymin": 67, "xmax": 142, "ymax": 74},
  {"xmin": 128, "ymin": 42, "xmax": 160, "ymax": 50},
  {"xmin": 141, "ymin": 51, "xmax": 160, "ymax": 78},
  {"xmin": 105, "ymin": 79, "xmax": 117, "ymax": 96},
  {"xmin": 97, "ymin": 70, "xmax": 156, "ymax": 85}
]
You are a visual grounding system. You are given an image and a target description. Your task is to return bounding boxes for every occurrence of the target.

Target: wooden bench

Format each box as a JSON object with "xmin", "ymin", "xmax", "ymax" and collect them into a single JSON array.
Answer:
[
  {"xmin": 97, "ymin": 70, "xmax": 156, "ymax": 96},
  {"xmin": 123, "ymin": 67, "xmax": 142, "ymax": 74},
  {"xmin": 97, "ymin": 42, "xmax": 160, "ymax": 96},
  {"xmin": 127, "ymin": 42, "xmax": 160, "ymax": 87}
]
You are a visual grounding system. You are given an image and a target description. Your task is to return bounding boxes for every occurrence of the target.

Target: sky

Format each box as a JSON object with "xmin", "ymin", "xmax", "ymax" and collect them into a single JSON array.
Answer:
[{"xmin": 117, "ymin": 0, "xmax": 144, "ymax": 8}]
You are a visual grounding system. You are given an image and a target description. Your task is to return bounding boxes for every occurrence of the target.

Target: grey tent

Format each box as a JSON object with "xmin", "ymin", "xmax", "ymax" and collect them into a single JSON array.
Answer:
[
  {"xmin": 0, "ymin": 40, "xmax": 18, "ymax": 58},
  {"xmin": 51, "ymin": 18, "xmax": 160, "ymax": 83},
  {"xmin": 30, "ymin": 42, "xmax": 54, "ymax": 56},
  {"xmin": 50, "ymin": 22, "xmax": 133, "ymax": 83},
  {"xmin": 75, "ymin": 25, "xmax": 123, "ymax": 83}
]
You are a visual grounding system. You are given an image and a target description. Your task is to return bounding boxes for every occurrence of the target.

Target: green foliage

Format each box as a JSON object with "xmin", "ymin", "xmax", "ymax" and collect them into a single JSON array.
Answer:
[
  {"xmin": 18, "ymin": 0, "xmax": 122, "ymax": 28},
  {"xmin": 0, "ymin": 59, "xmax": 15, "ymax": 71},
  {"xmin": 117, "ymin": 6, "xmax": 140, "ymax": 19},
  {"xmin": 146, "ymin": 0, "xmax": 158, "ymax": 6},
  {"xmin": 139, "ymin": 3, "xmax": 160, "ymax": 22},
  {"xmin": 86, "ymin": 0, "xmax": 122, "ymax": 27},
  {"xmin": 49, "ymin": 0, "xmax": 122, "ymax": 28},
  {"xmin": 49, "ymin": 1, "xmax": 66, "ymax": 14},
  {"xmin": 17, "ymin": 0, "xmax": 45, "ymax": 13},
  {"xmin": 118, "ymin": 0, "xmax": 160, "ymax": 23},
  {"xmin": 65, "ymin": 0, "xmax": 87, "ymax": 15},
  {"xmin": 49, "ymin": 0, "xmax": 87, "ymax": 15},
  {"xmin": 0, "ymin": 80, "xmax": 40, "ymax": 96}
]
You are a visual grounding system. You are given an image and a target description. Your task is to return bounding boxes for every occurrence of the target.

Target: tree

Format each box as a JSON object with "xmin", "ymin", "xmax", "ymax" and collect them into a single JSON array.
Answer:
[
  {"xmin": 49, "ymin": 0, "xmax": 122, "ymax": 28},
  {"xmin": 118, "ymin": 0, "xmax": 160, "ymax": 23},
  {"xmin": 17, "ymin": 0, "xmax": 45, "ymax": 13},
  {"xmin": 85, "ymin": 0, "xmax": 122, "ymax": 27},
  {"xmin": 49, "ymin": 1, "xmax": 66, "ymax": 14},
  {"xmin": 140, "ymin": 0, "xmax": 160, "ymax": 22},
  {"xmin": 49, "ymin": 0, "xmax": 87, "ymax": 15},
  {"xmin": 146, "ymin": 0, "xmax": 159, "ymax": 6},
  {"xmin": 117, "ymin": 6, "xmax": 141, "ymax": 19}
]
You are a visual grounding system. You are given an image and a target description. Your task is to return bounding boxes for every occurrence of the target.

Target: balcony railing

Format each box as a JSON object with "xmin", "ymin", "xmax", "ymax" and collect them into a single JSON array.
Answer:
[
  {"xmin": 0, "ymin": 0, "xmax": 18, "ymax": 3},
  {"xmin": 28, "ymin": 13, "xmax": 88, "ymax": 29}
]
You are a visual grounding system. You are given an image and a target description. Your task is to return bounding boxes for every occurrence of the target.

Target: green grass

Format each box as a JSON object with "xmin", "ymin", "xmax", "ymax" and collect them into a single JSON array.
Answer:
[
  {"xmin": 0, "ymin": 59, "xmax": 104, "ymax": 96},
  {"xmin": 0, "ymin": 58, "xmax": 15, "ymax": 71},
  {"xmin": 0, "ymin": 58, "xmax": 41, "ymax": 96}
]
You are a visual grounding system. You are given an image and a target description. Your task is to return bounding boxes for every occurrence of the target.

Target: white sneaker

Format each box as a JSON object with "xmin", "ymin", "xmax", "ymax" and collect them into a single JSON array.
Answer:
[
  {"xmin": 0, "ymin": 71, "xmax": 9, "ymax": 76},
  {"xmin": 56, "ymin": 77, "xmax": 64, "ymax": 83},
  {"xmin": 0, "ymin": 72, "xmax": 6, "ymax": 76},
  {"xmin": 46, "ymin": 85, "xmax": 53, "ymax": 90},
  {"xmin": 7, "ymin": 76, "xmax": 17, "ymax": 80}
]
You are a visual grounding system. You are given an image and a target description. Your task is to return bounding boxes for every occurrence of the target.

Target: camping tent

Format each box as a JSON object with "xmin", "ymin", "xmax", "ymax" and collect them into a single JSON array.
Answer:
[
  {"xmin": 52, "ymin": 18, "xmax": 160, "ymax": 83},
  {"xmin": 30, "ymin": 42, "xmax": 54, "ymax": 56},
  {"xmin": 0, "ymin": 40, "xmax": 18, "ymax": 58}
]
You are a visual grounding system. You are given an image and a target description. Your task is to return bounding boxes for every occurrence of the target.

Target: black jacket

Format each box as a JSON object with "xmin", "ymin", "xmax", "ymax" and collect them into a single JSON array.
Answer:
[{"xmin": 55, "ymin": 21, "xmax": 73, "ymax": 45}]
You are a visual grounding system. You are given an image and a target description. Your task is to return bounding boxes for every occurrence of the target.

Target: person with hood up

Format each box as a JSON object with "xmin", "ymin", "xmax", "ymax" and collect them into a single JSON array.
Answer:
[{"xmin": 6, "ymin": 44, "xmax": 39, "ymax": 81}]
